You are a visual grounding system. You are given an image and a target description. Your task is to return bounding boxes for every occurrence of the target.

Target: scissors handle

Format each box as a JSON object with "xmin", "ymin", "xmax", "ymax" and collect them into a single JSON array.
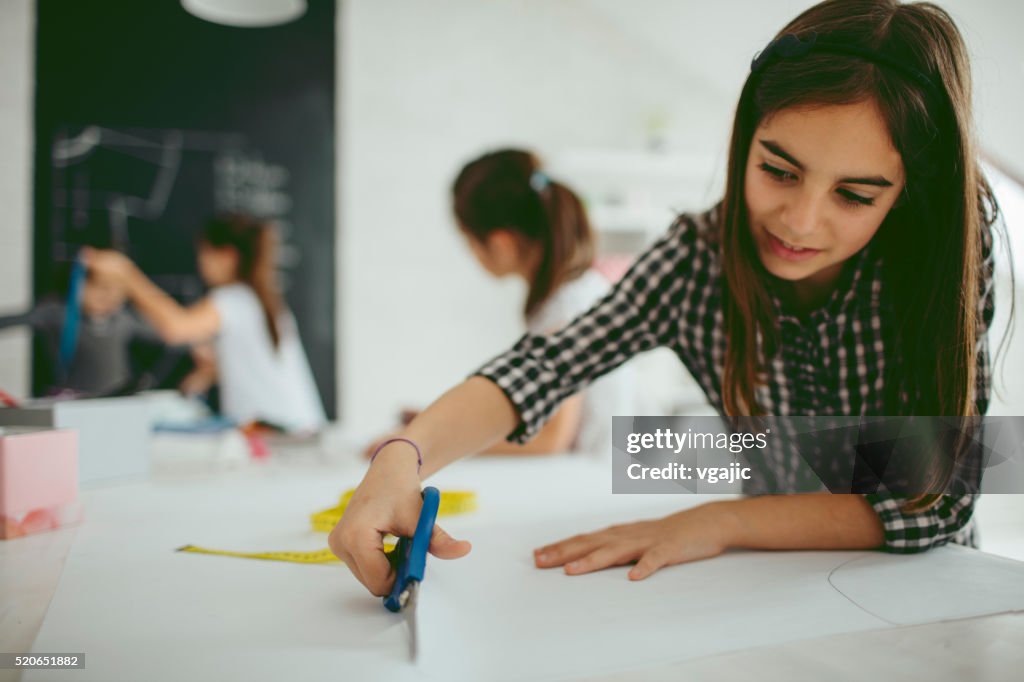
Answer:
[{"xmin": 384, "ymin": 486, "xmax": 440, "ymax": 612}]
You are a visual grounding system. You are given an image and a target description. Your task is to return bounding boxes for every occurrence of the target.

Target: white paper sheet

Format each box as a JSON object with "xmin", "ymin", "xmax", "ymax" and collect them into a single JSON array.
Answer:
[
  {"xmin": 416, "ymin": 522, "xmax": 1024, "ymax": 681},
  {"xmin": 25, "ymin": 456, "xmax": 1024, "ymax": 681}
]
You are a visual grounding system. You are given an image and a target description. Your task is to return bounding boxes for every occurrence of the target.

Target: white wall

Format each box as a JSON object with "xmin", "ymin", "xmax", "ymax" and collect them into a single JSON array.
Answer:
[
  {"xmin": 0, "ymin": 0, "xmax": 34, "ymax": 399},
  {"xmin": 337, "ymin": 0, "xmax": 720, "ymax": 430}
]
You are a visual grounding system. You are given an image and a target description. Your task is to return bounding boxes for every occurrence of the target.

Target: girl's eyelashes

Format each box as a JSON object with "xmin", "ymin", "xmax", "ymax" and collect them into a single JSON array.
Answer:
[
  {"xmin": 836, "ymin": 188, "xmax": 875, "ymax": 208},
  {"xmin": 759, "ymin": 162, "xmax": 876, "ymax": 209},
  {"xmin": 759, "ymin": 162, "xmax": 797, "ymax": 183}
]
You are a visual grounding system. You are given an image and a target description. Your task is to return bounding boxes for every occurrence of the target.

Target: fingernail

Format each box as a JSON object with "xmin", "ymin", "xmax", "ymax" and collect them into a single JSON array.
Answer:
[
  {"xmin": 536, "ymin": 553, "xmax": 548, "ymax": 563},
  {"xmin": 566, "ymin": 561, "xmax": 578, "ymax": 572}
]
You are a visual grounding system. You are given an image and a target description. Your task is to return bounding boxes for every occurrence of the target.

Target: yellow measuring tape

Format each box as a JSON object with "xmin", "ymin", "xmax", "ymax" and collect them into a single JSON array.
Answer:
[
  {"xmin": 179, "ymin": 489, "xmax": 476, "ymax": 565},
  {"xmin": 177, "ymin": 545, "xmax": 351, "ymax": 564},
  {"xmin": 309, "ymin": 489, "xmax": 477, "ymax": 533}
]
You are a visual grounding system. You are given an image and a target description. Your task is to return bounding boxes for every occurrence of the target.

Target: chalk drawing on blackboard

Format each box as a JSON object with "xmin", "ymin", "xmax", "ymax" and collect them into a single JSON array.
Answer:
[{"xmin": 49, "ymin": 125, "xmax": 299, "ymax": 297}]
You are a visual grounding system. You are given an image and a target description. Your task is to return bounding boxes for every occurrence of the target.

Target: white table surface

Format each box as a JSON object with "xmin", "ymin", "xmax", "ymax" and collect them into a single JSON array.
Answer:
[{"xmin": 2, "ymin": 449, "xmax": 1023, "ymax": 682}]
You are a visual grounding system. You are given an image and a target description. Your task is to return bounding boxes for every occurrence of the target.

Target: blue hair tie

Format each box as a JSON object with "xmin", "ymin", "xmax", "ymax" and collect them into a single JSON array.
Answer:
[{"xmin": 529, "ymin": 170, "xmax": 550, "ymax": 193}]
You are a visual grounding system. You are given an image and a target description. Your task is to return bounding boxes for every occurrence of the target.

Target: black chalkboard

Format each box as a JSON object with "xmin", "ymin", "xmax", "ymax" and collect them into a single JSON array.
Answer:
[{"xmin": 33, "ymin": 0, "xmax": 337, "ymax": 417}]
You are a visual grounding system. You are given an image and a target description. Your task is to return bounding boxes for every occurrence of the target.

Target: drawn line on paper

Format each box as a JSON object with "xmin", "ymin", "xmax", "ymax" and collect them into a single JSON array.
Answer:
[{"xmin": 826, "ymin": 555, "xmax": 900, "ymax": 626}]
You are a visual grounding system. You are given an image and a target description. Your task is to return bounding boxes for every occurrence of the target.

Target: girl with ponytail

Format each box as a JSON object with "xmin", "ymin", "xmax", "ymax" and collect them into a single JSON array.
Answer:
[
  {"xmin": 83, "ymin": 214, "xmax": 325, "ymax": 432},
  {"xmin": 450, "ymin": 148, "xmax": 635, "ymax": 455}
]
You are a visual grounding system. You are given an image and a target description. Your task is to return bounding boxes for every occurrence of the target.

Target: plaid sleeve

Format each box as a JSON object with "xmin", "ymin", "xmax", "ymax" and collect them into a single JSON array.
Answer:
[
  {"xmin": 863, "ymin": 222, "xmax": 995, "ymax": 553},
  {"xmin": 865, "ymin": 492, "xmax": 978, "ymax": 552},
  {"xmin": 475, "ymin": 216, "xmax": 699, "ymax": 443}
]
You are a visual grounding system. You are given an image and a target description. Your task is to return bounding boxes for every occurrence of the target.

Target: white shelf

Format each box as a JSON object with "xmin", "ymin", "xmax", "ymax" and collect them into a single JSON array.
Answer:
[{"xmin": 549, "ymin": 146, "xmax": 724, "ymax": 252}]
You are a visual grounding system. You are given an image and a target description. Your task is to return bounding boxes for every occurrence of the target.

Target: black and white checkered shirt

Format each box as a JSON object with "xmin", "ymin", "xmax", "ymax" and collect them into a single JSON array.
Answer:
[{"xmin": 476, "ymin": 204, "xmax": 995, "ymax": 553}]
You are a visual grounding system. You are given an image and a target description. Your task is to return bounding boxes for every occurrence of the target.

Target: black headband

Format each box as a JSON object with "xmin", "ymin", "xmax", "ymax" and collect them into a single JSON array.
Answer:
[{"xmin": 750, "ymin": 32, "xmax": 942, "ymax": 98}]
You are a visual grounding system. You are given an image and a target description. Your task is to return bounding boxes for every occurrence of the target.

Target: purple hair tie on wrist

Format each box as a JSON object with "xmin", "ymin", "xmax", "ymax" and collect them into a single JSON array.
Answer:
[{"xmin": 370, "ymin": 437, "xmax": 423, "ymax": 472}]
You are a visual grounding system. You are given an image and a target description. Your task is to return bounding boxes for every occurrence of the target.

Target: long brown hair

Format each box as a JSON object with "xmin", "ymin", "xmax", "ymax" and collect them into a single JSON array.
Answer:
[
  {"xmin": 718, "ymin": 0, "xmax": 1003, "ymax": 509},
  {"xmin": 452, "ymin": 149, "xmax": 595, "ymax": 318},
  {"xmin": 201, "ymin": 214, "xmax": 283, "ymax": 348}
]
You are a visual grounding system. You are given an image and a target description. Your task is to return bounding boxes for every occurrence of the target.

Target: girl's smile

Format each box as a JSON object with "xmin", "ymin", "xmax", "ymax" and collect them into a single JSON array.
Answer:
[{"xmin": 763, "ymin": 228, "xmax": 824, "ymax": 261}]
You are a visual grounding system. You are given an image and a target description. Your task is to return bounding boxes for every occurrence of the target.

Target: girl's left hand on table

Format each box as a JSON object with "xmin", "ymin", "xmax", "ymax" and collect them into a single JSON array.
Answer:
[{"xmin": 533, "ymin": 502, "xmax": 739, "ymax": 580}]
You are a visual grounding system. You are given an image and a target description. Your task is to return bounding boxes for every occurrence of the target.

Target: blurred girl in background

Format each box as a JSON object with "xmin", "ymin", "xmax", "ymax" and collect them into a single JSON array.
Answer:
[
  {"xmin": 0, "ymin": 268, "xmax": 163, "ymax": 396},
  {"xmin": 450, "ymin": 148, "xmax": 635, "ymax": 455},
  {"xmin": 84, "ymin": 214, "xmax": 326, "ymax": 432},
  {"xmin": 366, "ymin": 149, "xmax": 635, "ymax": 457}
]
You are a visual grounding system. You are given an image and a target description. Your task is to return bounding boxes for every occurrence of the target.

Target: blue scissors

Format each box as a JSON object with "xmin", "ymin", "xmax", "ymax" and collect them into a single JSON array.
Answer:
[{"xmin": 385, "ymin": 486, "xmax": 440, "ymax": 660}]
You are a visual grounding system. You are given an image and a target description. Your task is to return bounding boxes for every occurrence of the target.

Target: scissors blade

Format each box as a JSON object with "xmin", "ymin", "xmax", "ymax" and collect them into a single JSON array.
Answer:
[{"xmin": 403, "ymin": 581, "xmax": 420, "ymax": 661}]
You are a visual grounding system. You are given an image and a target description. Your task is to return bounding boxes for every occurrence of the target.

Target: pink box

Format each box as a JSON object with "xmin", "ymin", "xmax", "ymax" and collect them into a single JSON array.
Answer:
[{"xmin": 0, "ymin": 427, "xmax": 80, "ymax": 539}]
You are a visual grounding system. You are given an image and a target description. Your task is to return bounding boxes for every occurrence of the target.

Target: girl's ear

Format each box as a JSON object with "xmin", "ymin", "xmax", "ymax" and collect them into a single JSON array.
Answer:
[
  {"xmin": 487, "ymin": 229, "xmax": 522, "ymax": 262},
  {"xmin": 221, "ymin": 246, "xmax": 242, "ymax": 278}
]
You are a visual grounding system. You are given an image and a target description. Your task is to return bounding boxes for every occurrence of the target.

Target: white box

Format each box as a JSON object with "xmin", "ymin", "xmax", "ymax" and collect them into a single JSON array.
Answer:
[{"xmin": 0, "ymin": 396, "xmax": 151, "ymax": 484}]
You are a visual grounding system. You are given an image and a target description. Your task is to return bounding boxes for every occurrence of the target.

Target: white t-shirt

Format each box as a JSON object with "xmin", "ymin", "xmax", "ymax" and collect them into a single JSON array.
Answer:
[
  {"xmin": 527, "ymin": 269, "xmax": 635, "ymax": 457},
  {"xmin": 210, "ymin": 284, "xmax": 326, "ymax": 432}
]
